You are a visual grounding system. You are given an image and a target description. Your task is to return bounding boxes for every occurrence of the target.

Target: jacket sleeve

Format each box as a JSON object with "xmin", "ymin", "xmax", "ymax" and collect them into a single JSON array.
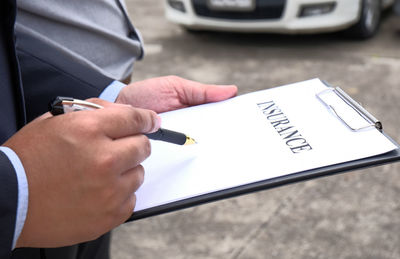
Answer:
[
  {"xmin": 15, "ymin": 29, "xmax": 115, "ymax": 122},
  {"xmin": 0, "ymin": 151, "xmax": 18, "ymax": 259}
]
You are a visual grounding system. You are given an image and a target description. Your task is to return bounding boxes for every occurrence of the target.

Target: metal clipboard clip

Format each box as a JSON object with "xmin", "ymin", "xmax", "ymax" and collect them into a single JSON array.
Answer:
[{"xmin": 316, "ymin": 87, "xmax": 382, "ymax": 132}]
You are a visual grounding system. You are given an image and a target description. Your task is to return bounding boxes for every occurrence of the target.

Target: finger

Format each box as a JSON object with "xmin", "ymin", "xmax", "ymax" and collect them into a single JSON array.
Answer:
[
  {"xmin": 180, "ymin": 79, "xmax": 238, "ymax": 105},
  {"xmin": 118, "ymin": 166, "xmax": 146, "ymax": 221},
  {"xmin": 107, "ymin": 166, "xmax": 143, "ymax": 225},
  {"xmin": 120, "ymin": 194, "xmax": 136, "ymax": 222},
  {"xmin": 203, "ymin": 84, "xmax": 238, "ymax": 102},
  {"xmin": 119, "ymin": 165, "xmax": 145, "ymax": 194},
  {"xmin": 109, "ymin": 135, "xmax": 151, "ymax": 173},
  {"xmin": 96, "ymin": 106, "xmax": 161, "ymax": 139},
  {"xmin": 111, "ymin": 194, "xmax": 136, "ymax": 229}
]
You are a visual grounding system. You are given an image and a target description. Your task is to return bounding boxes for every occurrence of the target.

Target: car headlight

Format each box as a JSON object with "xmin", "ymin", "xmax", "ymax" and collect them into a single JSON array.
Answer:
[{"xmin": 298, "ymin": 2, "xmax": 336, "ymax": 18}]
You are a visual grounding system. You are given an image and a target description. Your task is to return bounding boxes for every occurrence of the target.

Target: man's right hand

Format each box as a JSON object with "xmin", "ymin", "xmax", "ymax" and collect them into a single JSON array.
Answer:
[{"xmin": 3, "ymin": 99, "xmax": 160, "ymax": 248}]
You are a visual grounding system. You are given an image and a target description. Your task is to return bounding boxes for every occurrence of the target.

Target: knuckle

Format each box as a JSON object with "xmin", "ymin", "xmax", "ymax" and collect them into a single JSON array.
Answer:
[
  {"xmin": 96, "ymin": 153, "xmax": 117, "ymax": 172},
  {"xmin": 166, "ymin": 75, "xmax": 181, "ymax": 83},
  {"xmin": 134, "ymin": 165, "xmax": 145, "ymax": 188},
  {"xmin": 130, "ymin": 137, "xmax": 151, "ymax": 162},
  {"xmin": 96, "ymin": 191, "xmax": 137, "ymax": 231},
  {"xmin": 106, "ymin": 195, "xmax": 135, "ymax": 227},
  {"xmin": 98, "ymin": 183, "xmax": 118, "ymax": 205},
  {"xmin": 131, "ymin": 108, "xmax": 158, "ymax": 133},
  {"xmin": 57, "ymin": 116, "xmax": 100, "ymax": 147},
  {"xmin": 126, "ymin": 195, "xmax": 136, "ymax": 216},
  {"xmin": 130, "ymin": 108, "xmax": 141, "ymax": 122},
  {"xmin": 135, "ymin": 137, "xmax": 151, "ymax": 155},
  {"xmin": 165, "ymin": 75, "xmax": 184, "ymax": 89},
  {"xmin": 79, "ymin": 116, "xmax": 101, "ymax": 136},
  {"xmin": 131, "ymin": 110, "xmax": 145, "ymax": 129},
  {"xmin": 102, "ymin": 213, "xmax": 120, "ymax": 232},
  {"xmin": 121, "ymin": 195, "xmax": 136, "ymax": 221},
  {"xmin": 142, "ymin": 137, "xmax": 152, "ymax": 157}
]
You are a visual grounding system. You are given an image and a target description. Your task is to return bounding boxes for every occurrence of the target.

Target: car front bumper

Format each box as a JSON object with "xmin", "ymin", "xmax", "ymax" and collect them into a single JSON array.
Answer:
[{"xmin": 165, "ymin": 0, "xmax": 362, "ymax": 33}]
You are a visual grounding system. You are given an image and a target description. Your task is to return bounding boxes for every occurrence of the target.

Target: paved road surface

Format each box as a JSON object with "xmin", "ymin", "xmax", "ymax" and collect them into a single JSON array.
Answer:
[{"xmin": 112, "ymin": 1, "xmax": 400, "ymax": 258}]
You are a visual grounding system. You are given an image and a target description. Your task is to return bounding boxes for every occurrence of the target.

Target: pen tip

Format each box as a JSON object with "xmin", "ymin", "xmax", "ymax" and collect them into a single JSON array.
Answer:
[{"xmin": 184, "ymin": 136, "xmax": 197, "ymax": 145}]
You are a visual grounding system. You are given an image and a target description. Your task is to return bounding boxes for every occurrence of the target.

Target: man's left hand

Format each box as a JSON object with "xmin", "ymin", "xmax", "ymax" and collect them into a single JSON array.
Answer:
[{"xmin": 116, "ymin": 75, "xmax": 238, "ymax": 113}]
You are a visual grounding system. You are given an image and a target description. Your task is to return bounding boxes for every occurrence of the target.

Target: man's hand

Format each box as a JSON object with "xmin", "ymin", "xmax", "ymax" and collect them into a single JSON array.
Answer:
[
  {"xmin": 116, "ymin": 76, "xmax": 238, "ymax": 113},
  {"xmin": 4, "ymin": 99, "xmax": 160, "ymax": 248}
]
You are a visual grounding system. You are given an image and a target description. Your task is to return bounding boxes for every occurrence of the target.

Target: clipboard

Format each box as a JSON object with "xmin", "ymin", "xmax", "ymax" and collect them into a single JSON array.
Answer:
[{"xmin": 127, "ymin": 79, "xmax": 400, "ymax": 222}]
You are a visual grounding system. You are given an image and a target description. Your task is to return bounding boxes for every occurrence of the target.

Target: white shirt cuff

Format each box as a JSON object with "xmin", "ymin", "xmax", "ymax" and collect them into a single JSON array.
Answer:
[
  {"xmin": 0, "ymin": 147, "xmax": 28, "ymax": 249},
  {"xmin": 99, "ymin": 80, "xmax": 126, "ymax": 102}
]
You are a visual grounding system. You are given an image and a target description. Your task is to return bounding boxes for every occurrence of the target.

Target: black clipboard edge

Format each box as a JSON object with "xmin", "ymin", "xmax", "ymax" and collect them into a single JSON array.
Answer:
[{"xmin": 127, "ymin": 132, "xmax": 400, "ymax": 222}]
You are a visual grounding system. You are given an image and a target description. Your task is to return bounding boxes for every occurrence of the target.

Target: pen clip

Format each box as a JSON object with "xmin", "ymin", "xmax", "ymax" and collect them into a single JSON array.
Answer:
[{"xmin": 49, "ymin": 96, "xmax": 103, "ymax": 115}]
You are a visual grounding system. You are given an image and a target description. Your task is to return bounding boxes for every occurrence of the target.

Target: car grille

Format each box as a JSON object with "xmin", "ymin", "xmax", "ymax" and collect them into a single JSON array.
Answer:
[{"xmin": 192, "ymin": 0, "xmax": 286, "ymax": 20}]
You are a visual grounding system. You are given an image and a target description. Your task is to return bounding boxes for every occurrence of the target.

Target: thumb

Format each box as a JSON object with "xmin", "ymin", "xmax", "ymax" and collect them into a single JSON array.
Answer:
[
  {"xmin": 203, "ymin": 84, "xmax": 238, "ymax": 103},
  {"xmin": 184, "ymin": 81, "xmax": 238, "ymax": 106}
]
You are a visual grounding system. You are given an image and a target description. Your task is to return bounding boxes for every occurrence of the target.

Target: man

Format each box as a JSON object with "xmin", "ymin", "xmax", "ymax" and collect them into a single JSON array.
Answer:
[{"xmin": 0, "ymin": 0, "xmax": 237, "ymax": 258}]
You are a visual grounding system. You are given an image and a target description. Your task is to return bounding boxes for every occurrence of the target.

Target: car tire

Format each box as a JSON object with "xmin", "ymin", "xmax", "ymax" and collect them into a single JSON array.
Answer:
[{"xmin": 346, "ymin": 0, "xmax": 382, "ymax": 39}]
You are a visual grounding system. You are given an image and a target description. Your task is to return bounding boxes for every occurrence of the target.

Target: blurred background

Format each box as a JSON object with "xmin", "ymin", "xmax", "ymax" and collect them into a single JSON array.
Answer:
[{"xmin": 111, "ymin": 0, "xmax": 400, "ymax": 258}]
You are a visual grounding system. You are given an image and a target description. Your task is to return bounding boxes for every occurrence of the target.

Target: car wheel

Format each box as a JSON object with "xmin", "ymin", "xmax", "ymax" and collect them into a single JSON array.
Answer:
[{"xmin": 346, "ymin": 0, "xmax": 382, "ymax": 39}]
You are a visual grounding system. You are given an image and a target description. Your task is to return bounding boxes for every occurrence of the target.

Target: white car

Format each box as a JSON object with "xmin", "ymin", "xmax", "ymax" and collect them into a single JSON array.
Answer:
[{"xmin": 165, "ymin": 0, "xmax": 394, "ymax": 38}]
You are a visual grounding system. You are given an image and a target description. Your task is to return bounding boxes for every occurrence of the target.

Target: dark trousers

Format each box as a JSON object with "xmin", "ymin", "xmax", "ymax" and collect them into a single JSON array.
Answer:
[
  {"xmin": 395, "ymin": 0, "xmax": 400, "ymax": 15},
  {"xmin": 11, "ymin": 233, "xmax": 111, "ymax": 259}
]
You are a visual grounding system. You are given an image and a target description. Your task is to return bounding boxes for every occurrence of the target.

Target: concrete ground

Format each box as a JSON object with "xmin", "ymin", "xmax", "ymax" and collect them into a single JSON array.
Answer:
[{"xmin": 111, "ymin": 1, "xmax": 400, "ymax": 258}]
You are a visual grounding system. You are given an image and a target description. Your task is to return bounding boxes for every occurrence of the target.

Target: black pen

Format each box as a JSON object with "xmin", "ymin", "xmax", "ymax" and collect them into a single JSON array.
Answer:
[{"xmin": 49, "ymin": 96, "xmax": 196, "ymax": 145}]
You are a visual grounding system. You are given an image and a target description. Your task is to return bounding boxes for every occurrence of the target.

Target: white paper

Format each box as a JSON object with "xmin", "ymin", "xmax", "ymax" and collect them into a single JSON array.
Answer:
[{"xmin": 135, "ymin": 79, "xmax": 397, "ymax": 212}]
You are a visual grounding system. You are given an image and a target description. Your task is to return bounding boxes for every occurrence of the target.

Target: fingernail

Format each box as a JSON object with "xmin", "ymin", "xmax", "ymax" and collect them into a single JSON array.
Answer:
[{"xmin": 155, "ymin": 115, "xmax": 162, "ymax": 131}]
